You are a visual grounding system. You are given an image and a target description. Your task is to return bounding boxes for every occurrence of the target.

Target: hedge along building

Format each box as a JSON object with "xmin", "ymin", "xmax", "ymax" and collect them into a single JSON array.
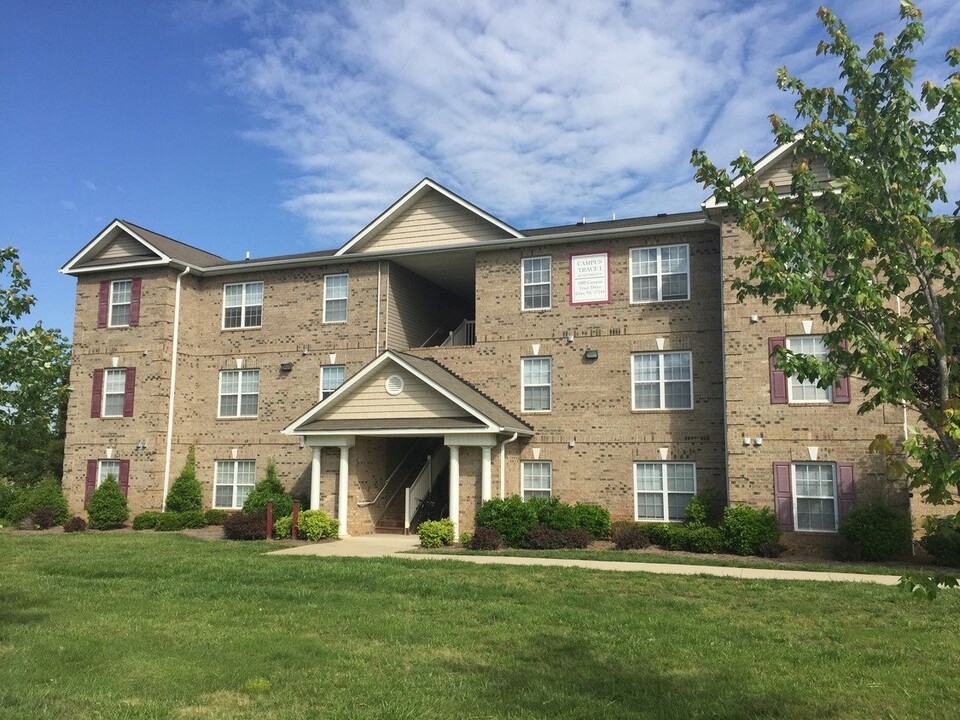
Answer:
[{"xmin": 60, "ymin": 142, "xmax": 917, "ymax": 542}]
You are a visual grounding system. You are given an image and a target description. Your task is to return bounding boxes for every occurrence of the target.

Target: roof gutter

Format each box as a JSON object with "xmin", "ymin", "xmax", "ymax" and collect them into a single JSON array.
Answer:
[{"xmin": 161, "ymin": 265, "xmax": 190, "ymax": 510}]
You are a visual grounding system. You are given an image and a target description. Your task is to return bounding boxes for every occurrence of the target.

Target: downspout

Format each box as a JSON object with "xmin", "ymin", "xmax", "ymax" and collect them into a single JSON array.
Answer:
[
  {"xmin": 498, "ymin": 432, "xmax": 518, "ymax": 499},
  {"xmin": 161, "ymin": 266, "xmax": 190, "ymax": 510}
]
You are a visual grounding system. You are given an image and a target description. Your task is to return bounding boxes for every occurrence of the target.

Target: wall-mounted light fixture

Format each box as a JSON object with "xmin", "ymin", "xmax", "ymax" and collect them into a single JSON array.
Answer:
[
  {"xmin": 280, "ymin": 362, "xmax": 294, "ymax": 373},
  {"xmin": 136, "ymin": 440, "xmax": 147, "ymax": 450},
  {"xmin": 566, "ymin": 330, "xmax": 574, "ymax": 343},
  {"xmin": 583, "ymin": 349, "xmax": 599, "ymax": 361}
]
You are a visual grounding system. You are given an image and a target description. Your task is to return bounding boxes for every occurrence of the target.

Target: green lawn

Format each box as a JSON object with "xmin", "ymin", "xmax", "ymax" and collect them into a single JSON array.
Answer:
[{"xmin": 1, "ymin": 532, "xmax": 957, "ymax": 719}]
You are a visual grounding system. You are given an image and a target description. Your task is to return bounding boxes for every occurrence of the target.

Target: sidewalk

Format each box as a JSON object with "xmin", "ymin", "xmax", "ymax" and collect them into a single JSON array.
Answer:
[{"xmin": 268, "ymin": 535, "xmax": 903, "ymax": 585}]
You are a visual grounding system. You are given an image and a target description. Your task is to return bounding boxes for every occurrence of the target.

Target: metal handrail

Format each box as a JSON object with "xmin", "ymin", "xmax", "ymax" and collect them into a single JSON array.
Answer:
[
  {"xmin": 357, "ymin": 441, "xmax": 422, "ymax": 507},
  {"xmin": 419, "ymin": 327, "xmax": 446, "ymax": 348},
  {"xmin": 440, "ymin": 319, "xmax": 475, "ymax": 347},
  {"xmin": 405, "ymin": 445, "xmax": 449, "ymax": 531}
]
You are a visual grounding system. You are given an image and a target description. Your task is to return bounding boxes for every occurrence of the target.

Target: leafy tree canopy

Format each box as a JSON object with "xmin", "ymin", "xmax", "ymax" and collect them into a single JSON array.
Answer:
[{"xmin": 692, "ymin": 2, "xmax": 960, "ymax": 504}]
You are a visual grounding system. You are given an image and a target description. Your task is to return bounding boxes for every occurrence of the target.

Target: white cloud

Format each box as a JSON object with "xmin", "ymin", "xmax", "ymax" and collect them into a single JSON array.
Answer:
[
  {"xmin": 201, "ymin": 0, "xmax": 960, "ymax": 245},
  {"xmin": 83, "ymin": 180, "xmax": 98, "ymax": 191},
  {"xmin": 60, "ymin": 200, "xmax": 77, "ymax": 211}
]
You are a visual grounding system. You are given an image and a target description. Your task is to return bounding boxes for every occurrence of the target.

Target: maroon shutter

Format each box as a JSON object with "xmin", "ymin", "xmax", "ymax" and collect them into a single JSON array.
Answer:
[
  {"xmin": 837, "ymin": 463, "xmax": 855, "ymax": 520},
  {"xmin": 123, "ymin": 368, "xmax": 136, "ymax": 417},
  {"xmin": 85, "ymin": 460, "xmax": 98, "ymax": 506},
  {"xmin": 773, "ymin": 462, "xmax": 794, "ymax": 531},
  {"xmin": 769, "ymin": 337, "xmax": 788, "ymax": 404},
  {"xmin": 129, "ymin": 278, "xmax": 142, "ymax": 327},
  {"xmin": 119, "ymin": 460, "xmax": 130, "ymax": 496},
  {"xmin": 97, "ymin": 280, "xmax": 110, "ymax": 328},
  {"xmin": 91, "ymin": 369, "xmax": 104, "ymax": 418},
  {"xmin": 833, "ymin": 340, "xmax": 851, "ymax": 403}
]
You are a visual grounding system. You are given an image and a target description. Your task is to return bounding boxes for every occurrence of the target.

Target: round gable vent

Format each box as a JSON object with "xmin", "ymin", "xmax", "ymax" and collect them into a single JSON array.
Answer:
[{"xmin": 385, "ymin": 374, "xmax": 405, "ymax": 396}]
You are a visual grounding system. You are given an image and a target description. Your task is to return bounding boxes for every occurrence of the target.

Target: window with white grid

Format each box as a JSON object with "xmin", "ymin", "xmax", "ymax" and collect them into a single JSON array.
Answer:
[
  {"xmin": 629, "ymin": 244, "xmax": 689, "ymax": 303},
  {"xmin": 222, "ymin": 281, "xmax": 263, "ymax": 329},
  {"xmin": 97, "ymin": 460, "xmax": 121, "ymax": 488},
  {"xmin": 522, "ymin": 461, "xmax": 552, "ymax": 500},
  {"xmin": 323, "ymin": 274, "xmax": 348, "ymax": 323},
  {"xmin": 521, "ymin": 357, "xmax": 552, "ymax": 412},
  {"xmin": 102, "ymin": 368, "xmax": 127, "ymax": 417},
  {"xmin": 634, "ymin": 462, "xmax": 696, "ymax": 522},
  {"xmin": 786, "ymin": 336, "xmax": 831, "ymax": 403},
  {"xmin": 109, "ymin": 280, "xmax": 133, "ymax": 326},
  {"xmin": 522, "ymin": 256, "xmax": 551, "ymax": 310},
  {"xmin": 219, "ymin": 369, "xmax": 260, "ymax": 417},
  {"xmin": 320, "ymin": 365, "xmax": 345, "ymax": 400},
  {"xmin": 632, "ymin": 351, "xmax": 692, "ymax": 410},
  {"xmin": 793, "ymin": 463, "xmax": 838, "ymax": 531},
  {"xmin": 214, "ymin": 460, "xmax": 257, "ymax": 509}
]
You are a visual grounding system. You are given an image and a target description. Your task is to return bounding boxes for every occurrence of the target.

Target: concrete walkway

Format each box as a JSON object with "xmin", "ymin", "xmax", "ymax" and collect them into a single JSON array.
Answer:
[{"xmin": 268, "ymin": 534, "xmax": 902, "ymax": 585}]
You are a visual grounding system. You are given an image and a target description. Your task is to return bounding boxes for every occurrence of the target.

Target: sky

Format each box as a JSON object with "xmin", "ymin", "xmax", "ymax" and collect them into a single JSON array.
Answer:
[{"xmin": 2, "ymin": 0, "xmax": 959, "ymax": 339}]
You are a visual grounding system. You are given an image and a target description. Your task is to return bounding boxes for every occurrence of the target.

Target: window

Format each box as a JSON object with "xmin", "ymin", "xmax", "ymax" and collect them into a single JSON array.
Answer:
[
  {"xmin": 102, "ymin": 368, "xmax": 127, "ymax": 417},
  {"xmin": 634, "ymin": 462, "xmax": 696, "ymax": 522},
  {"xmin": 522, "ymin": 461, "xmax": 552, "ymax": 500},
  {"xmin": 521, "ymin": 357, "xmax": 552, "ymax": 412},
  {"xmin": 97, "ymin": 460, "xmax": 121, "ymax": 487},
  {"xmin": 630, "ymin": 244, "xmax": 689, "ymax": 303},
  {"xmin": 321, "ymin": 365, "xmax": 345, "ymax": 400},
  {"xmin": 632, "ymin": 352, "xmax": 693, "ymax": 410},
  {"xmin": 793, "ymin": 463, "xmax": 838, "ymax": 531},
  {"xmin": 785, "ymin": 335, "xmax": 831, "ymax": 403},
  {"xmin": 219, "ymin": 369, "xmax": 260, "ymax": 417},
  {"xmin": 522, "ymin": 256, "xmax": 551, "ymax": 310},
  {"xmin": 323, "ymin": 274, "xmax": 348, "ymax": 323},
  {"xmin": 109, "ymin": 279, "xmax": 133, "ymax": 326},
  {"xmin": 214, "ymin": 460, "xmax": 257, "ymax": 509},
  {"xmin": 223, "ymin": 281, "xmax": 263, "ymax": 329}
]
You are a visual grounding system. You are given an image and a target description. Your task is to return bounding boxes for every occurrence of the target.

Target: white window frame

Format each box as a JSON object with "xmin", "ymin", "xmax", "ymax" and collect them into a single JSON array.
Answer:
[
  {"xmin": 97, "ymin": 459, "xmax": 121, "ymax": 488},
  {"xmin": 634, "ymin": 462, "xmax": 697, "ymax": 522},
  {"xmin": 521, "ymin": 461, "xmax": 552, "ymax": 500},
  {"xmin": 323, "ymin": 273, "xmax": 348, "ymax": 323},
  {"xmin": 218, "ymin": 369, "xmax": 260, "ymax": 418},
  {"xmin": 102, "ymin": 368, "xmax": 127, "ymax": 417},
  {"xmin": 792, "ymin": 462, "xmax": 839, "ymax": 533},
  {"xmin": 521, "ymin": 256, "xmax": 552, "ymax": 311},
  {"xmin": 631, "ymin": 351, "xmax": 693, "ymax": 411},
  {"xmin": 108, "ymin": 279, "xmax": 133, "ymax": 327},
  {"xmin": 213, "ymin": 459, "xmax": 257, "ymax": 509},
  {"xmin": 222, "ymin": 281, "xmax": 264, "ymax": 330},
  {"xmin": 521, "ymin": 357, "xmax": 552, "ymax": 413},
  {"xmin": 629, "ymin": 244, "xmax": 689, "ymax": 304},
  {"xmin": 785, "ymin": 335, "xmax": 832, "ymax": 404},
  {"xmin": 320, "ymin": 365, "xmax": 346, "ymax": 400}
]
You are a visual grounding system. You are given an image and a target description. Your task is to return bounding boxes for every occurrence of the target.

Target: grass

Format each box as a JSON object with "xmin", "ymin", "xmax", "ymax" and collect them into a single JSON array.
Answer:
[{"xmin": 1, "ymin": 532, "xmax": 958, "ymax": 719}]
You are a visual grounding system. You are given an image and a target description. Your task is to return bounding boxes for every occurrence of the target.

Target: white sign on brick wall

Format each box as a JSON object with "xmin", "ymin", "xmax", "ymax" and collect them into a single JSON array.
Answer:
[{"xmin": 569, "ymin": 251, "xmax": 609, "ymax": 305}]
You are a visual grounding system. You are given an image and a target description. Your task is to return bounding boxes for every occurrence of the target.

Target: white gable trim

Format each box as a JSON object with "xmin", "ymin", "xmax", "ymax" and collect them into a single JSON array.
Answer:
[
  {"xmin": 60, "ymin": 219, "xmax": 174, "ymax": 274},
  {"xmin": 334, "ymin": 178, "xmax": 523, "ymax": 256},
  {"xmin": 702, "ymin": 139, "xmax": 800, "ymax": 210}
]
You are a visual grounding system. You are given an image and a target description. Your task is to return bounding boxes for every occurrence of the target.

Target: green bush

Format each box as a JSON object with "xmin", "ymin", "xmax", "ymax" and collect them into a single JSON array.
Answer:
[
  {"xmin": 612, "ymin": 522, "xmax": 651, "ymax": 550},
  {"xmin": 838, "ymin": 502, "xmax": 912, "ymax": 561},
  {"xmin": 526, "ymin": 497, "xmax": 577, "ymax": 531},
  {"xmin": 298, "ymin": 509, "xmax": 339, "ymax": 541},
  {"xmin": 179, "ymin": 510, "xmax": 208, "ymax": 529},
  {"xmin": 0, "ymin": 481, "xmax": 19, "ymax": 520},
  {"xmin": 643, "ymin": 523, "xmax": 674, "ymax": 547},
  {"xmin": 684, "ymin": 491, "xmax": 714, "ymax": 527},
  {"xmin": 475, "ymin": 496, "xmax": 538, "ymax": 547},
  {"xmin": 458, "ymin": 532, "xmax": 473, "ymax": 546},
  {"xmin": 164, "ymin": 446, "xmax": 202, "ymax": 512},
  {"xmin": 7, "ymin": 475, "xmax": 69, "ymax": 525},
  {"xmin": 418, "ymin": 518, "xmax": 454, "ymax": 548},
  {"xmin": 155, "ymin": 512, "xmax": 188, "ymax": 532},
  {"xmin": 204, "ymin": 509, "xmax": 229, "ymax": 526},
  {"xmin": 720, "ymin": 505, "xmax": 780, "ymax": 556},
  {"xmin": 662, "ymin": 524, "xmax": 692, "ymax": 551},
  {"xmin": 921, "ymin": 513, "xmax": 960, "ymax": 567},
  {"xmin": 132, "ymin": 511, "xmax": 163, "ymax": 530},
  {"xmin": 87, "ymin": 476, "xmax": 129, "ymax": 530},
  {"xmin": 274, "ymin": 514, "xmax": 293, "ymax": 538},
  {"xmin": 572, "ymin": 503, "xmax": 611, "ymax": 540},
  {"xmin": 687, "ymin": 525, "xmax": 724, "ymax": 554},
  {"xmin": 242, "ymin": 462, "xmax": 293, "ymax": 518}
]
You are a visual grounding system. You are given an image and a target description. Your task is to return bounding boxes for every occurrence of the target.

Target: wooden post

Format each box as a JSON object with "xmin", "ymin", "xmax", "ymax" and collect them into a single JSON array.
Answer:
[
  {"xmin": 291, "ymin": 500, "xmax": 300, "ymax": 540},
  {"xmin": 266, "ymin": 500, "xmax": 273, "ymax": 541}
]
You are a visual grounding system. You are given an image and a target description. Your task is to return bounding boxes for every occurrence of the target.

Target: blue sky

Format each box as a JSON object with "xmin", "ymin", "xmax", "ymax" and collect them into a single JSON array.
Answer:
[{"xmin": 2, "ymin": 0, "xmax": 959, "ymax": 339}]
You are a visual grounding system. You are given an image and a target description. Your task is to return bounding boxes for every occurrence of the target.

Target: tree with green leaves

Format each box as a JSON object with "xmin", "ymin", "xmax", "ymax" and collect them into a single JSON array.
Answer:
[
  {"xmin": 165, "ymin": 445, "xmax": 202, "ymax": 512},
  {"xmin": 0, "ymin": 248, "xmax": 71, "ymax": 485},
  {"xmin": 692, "ymin": 2, "xmax": 959, "ymax": 504}
]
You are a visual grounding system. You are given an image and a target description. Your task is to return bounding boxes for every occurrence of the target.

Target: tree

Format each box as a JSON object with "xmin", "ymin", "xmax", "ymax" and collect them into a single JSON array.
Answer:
[
  {"xmin": 691, "ymin": 2, "xmax": 960, "ymax": 507},
  {"xmin": 0, "ymin": 248, "xmax": 71, "ymax": 485},
  {"xmin": 165, "ymin": 445, "xmax": 202, "ymax": 512}
]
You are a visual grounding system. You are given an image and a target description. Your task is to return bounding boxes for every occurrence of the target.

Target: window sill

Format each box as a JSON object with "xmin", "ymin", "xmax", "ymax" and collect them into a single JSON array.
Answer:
[
  {"xmin": 216, "ymin": 415, "xmax": 259, "ymax": 421},
  {"xmin": 221, "ymin": 326, "xmax": 263, "ymax": 332},
  {"xmin": 322, "ymin": 320, "xmax": 348, "ymax": 325},
  {"xmin": 629, "ymin": 297, "xmax": 690, "ymax": 305},
  {"xmin": 521, "ymin": 307, "xmax": 552, "ymax": 312},
  {"xmin": 631, "ymin": 407, "xmax": 694, "ymax": 413}
]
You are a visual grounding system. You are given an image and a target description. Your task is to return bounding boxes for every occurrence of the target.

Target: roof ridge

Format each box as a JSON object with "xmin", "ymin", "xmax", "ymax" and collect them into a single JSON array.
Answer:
[{"xmin": 119, "ymin": 219, "xmax": 227, "ymax": 261}]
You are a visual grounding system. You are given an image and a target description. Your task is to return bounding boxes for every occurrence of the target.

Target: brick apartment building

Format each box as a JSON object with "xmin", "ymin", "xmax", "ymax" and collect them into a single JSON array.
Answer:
[{"xmin": 60, "ymin": 142, "xmax": 918, "ymax": 542}]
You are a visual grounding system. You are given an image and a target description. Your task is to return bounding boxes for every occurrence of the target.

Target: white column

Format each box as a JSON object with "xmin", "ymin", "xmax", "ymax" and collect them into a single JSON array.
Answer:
[
  {"xmin": 448, "ymin": 445, "xmax": 460, "ymax": 538},
  {"xmin": 310, "ymin": 447, "xmax": 322, "ymax": 510},
  {"xmin": 480, "ymin": 445, "xmax": 493, "ymax": 503},
  {"xmin": 337, "ymin": 445, "xmax": 350, "ymax": 537}
]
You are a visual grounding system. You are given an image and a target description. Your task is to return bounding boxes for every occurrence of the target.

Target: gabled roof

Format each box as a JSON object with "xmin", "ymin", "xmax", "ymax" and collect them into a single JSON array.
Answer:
[
  {"xmin": 702, "ymin": 139, "xmax": 800, "ymax": 210},
  {"xmin": 60, "ymin": 219, "xmax": 226, "ymax": 275},
  {"xmin": 283, "ymin": 350, "xmax": 533, "ymax": 437},
  {"xmin": 334, "ymin": 178, "xmax": 523, "ymax": 256}
]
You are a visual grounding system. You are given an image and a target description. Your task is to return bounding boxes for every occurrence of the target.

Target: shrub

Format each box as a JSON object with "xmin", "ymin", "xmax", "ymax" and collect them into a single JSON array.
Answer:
[
  {"xmin": 165, "ymin": 446, "xmax": 202, "ymax": 512},
  {"xmin": 720, "ymin": 505, "xmax": 780, "ymax": 556},
  {"xmin": 523, "ymin": 524, "xmax": 566, "ymax": 550},
  {"xmin": 526, "ymin": 497, "xmax": 577, "ymax": 531},
  {"xmin": 458, "ymin": 532, "xmax": 472, "ymax": 546},
  {"xmin": 572, "ymin": 503, "xmax": 611, "ymax": 540},
  {"xmin": 299, "ymin": 509, "xmax": 339, "ymax": 541},
  {"xmin": 32, "ymin": 507, "xmax": 57, "ymax": 529},
  {"xmin": 562, "ymin": 527, "xmax": 592, "ymax": 549},
  {"xmin": 687, "ymin": 525, "xmax": 724, "ymax": 554},
  {"xmin": 612, "ymin": 522, "xmax": 651, "ymax": 550},
  {"xmin": 132, "ymin": 511, "xmax": 163, "ymax": 530},
  {"xmin": 274, "ymin": 514, "xmax": 293, "ymax": 538},
  {"xmin": 758, "ymin": 542, "xmax": 787, "ymax": 558},
  {"xmin": 475, "ymin": 496, "xmax": 538, "ymax": 547},
  {"xmin": 662, "ymin": 524, "xmax": 692, "ymax": 551},
  {"xmin": 242, "ymin": 462, "xmax": 293, "ymax": 518},
  {"xmin": 418, "ymin": 518, "xmax": 454, "ymax": 548},
  {"xmin": 87, "ymin": 477, "xmax": 129, "ymax": 530},
  {"xmin": 223, "ymin": 511, "xmax": 268, "ymax": 540},
  {"xmin": 179, "ymin": 510, "xmax": 208, "ymax": 529},
  {"xmin": 0, "ymin": 481, "xmax": 19, "ymax": 520},
  {"xmin": 155, "ymin": 512, "xmax": 188, "ymax": 532},
  {"xmin": 684, "ymin": 492, "xmax": 712, "ymax": 527},
  {"xmin": 63, "ymin": 516, "xmax": 87, "ymax": 533},
  {"xmin": 7, "ymin": 475, "xmax": 69, "ymax": 525},
  {"xmin": 204, "ymin": 509, "xmax": 228, "ymax": 526},
  {"xmin": 468, "ymin": 526, "xmax": 502, "ymax": 550},
  {"xmin": 921, "ymin": 513, "xmax": 960, "ymax": 567},
  {"xmin": 838, "ymin": 502, "xmax": 912, "ymax": 561},
  {"xmin": 643, "ymin": 523, "xmax": 674, "ymax": 547}
]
